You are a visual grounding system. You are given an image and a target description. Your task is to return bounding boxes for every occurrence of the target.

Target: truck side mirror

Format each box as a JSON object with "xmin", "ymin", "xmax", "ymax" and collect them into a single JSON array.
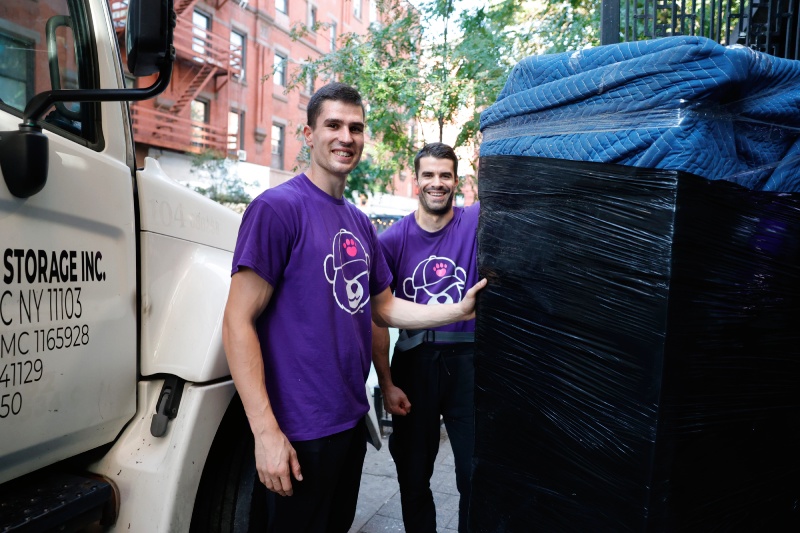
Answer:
[
  {"xmin": 0, "ymin": 125, "xmax": 50, "ymax": 198},
  {"xmin": 127, "ymin": 0, "xmax": 174, "ymax": 76}
]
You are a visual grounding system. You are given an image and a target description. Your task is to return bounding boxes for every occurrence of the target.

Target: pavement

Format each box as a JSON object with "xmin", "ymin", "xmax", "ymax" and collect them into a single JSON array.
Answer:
[{"xmin": 349, "ymin": 425, "xmax": 462, "ymax": 532}]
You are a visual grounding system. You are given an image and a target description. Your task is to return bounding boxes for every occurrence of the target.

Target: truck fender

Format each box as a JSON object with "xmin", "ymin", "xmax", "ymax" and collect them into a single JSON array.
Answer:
[{"xmin": 88, "ymin": 379, "xmax": 236, "ymax": 532}]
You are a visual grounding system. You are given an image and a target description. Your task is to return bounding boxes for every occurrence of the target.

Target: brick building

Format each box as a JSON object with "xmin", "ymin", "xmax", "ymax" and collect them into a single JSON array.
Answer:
[{"xmin": 111, "ymin": 0, "xmax": 379, "ymax": 192}]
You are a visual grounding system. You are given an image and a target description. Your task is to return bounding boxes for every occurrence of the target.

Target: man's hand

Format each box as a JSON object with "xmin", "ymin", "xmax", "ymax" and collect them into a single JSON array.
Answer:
[
  {"xmin": 460, "ymin": 277, "xmax": 488, "ymax": 321},
  {"xmin": 382, "ymin": 383, "xmax": 411, "ymax": 416},
  {"xmin": 253, "ymin": 427, "xmax": 303, "ymax": 496}
]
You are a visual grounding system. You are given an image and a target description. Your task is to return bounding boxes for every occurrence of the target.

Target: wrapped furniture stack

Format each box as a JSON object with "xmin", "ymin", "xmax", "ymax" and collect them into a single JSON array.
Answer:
[{"xmin": 473, "ymin": 36, "xmax": 800, "ymax": 532}]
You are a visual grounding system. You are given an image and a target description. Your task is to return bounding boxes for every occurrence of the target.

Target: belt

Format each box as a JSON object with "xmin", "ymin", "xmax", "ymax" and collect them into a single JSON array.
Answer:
[{"xmin": 395, "ymin": 329, "xmax": 475, "ymax": 352}]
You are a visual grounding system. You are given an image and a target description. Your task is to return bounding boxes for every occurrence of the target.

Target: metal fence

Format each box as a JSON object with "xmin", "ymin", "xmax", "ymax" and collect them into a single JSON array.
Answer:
[{"xmin": 601, "ymin": 0, "xmax": 800, "ymax": 59}]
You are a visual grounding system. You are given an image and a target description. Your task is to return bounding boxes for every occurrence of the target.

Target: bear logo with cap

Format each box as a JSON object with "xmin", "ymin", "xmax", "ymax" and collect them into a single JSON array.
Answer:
[
  {"xmin": 403, "ymin": 255, "xmax": 466, "ymax": 305},
  {"xmin": 324, "ymin": 229, "xmax": 371, "ymax": 314}
]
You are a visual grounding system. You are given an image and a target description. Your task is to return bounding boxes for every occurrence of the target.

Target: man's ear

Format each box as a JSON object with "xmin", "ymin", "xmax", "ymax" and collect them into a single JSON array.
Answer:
[{"xmin": 303, "ymin": 124, "xmax": 313, "ymax": 147}]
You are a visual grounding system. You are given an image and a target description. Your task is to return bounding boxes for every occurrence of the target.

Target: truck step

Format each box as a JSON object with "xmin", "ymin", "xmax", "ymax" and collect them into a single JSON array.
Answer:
[{"xmin": 0, "ymin": 473, "xmax": 113, "ymax": 532}]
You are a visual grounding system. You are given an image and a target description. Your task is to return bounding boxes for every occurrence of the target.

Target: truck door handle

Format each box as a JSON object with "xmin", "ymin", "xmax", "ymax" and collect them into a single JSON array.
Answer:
[{"xmin": 150, "ymin": 376, "xmax": 185, "ymax": 437}]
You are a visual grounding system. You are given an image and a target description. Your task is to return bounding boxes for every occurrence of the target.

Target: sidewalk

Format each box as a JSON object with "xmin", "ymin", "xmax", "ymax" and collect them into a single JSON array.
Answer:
[{"xmin": 350, "ymin": 426, "xmax": 461, "ymax": 532}]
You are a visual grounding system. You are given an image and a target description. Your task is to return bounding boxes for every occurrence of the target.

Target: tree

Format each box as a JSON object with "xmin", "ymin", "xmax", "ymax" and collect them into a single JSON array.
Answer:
[
  {"xmin": 453, "ymin": 0, "xmax": 600, "ymax": 147},
  {"xmin": 531, "ymin": 0, "xmax": 600, "ymax": 54},
  {"xmin": 190, "ymin": 150, "xmax": 259, "ymax": 211},
  {"xmin": 286, "ymin": 0, "xmax": 599, "ymax": 192},
  {"xmin": 288, "ymin": 0, "xmax": 425, "ymax": 191}
]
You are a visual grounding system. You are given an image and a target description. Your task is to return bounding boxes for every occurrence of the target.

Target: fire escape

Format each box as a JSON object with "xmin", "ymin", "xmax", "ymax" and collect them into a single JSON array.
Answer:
[{"xmin": 110, "ymin": 0, "xmax": 243, "ymax": 154}]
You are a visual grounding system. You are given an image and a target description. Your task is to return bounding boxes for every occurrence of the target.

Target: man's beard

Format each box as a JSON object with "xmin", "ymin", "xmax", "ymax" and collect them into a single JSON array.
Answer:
[{"xmin": 419, "ymin": 188, "xmax": 454, "ymax": 216}]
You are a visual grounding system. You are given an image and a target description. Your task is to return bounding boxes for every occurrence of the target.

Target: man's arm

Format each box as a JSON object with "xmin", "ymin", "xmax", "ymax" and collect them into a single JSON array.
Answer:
[
  {"xmin": 371, "ymin": 323, "xmax": 411, "ymax": 416},
  {"xmin": 222, "ymin": 268, "xmax": 303, "ymax": 496},
  {"xmin": 371, "ymin": 278, "xmax": 487, "ymax": 329}
]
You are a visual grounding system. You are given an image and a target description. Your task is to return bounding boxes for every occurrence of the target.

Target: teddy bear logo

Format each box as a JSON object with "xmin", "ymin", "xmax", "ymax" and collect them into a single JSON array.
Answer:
[
  {"xmin": 403, "ymin": 255, "xmax": 466, "ymax": 305},
  {"xmin": 324, "ymin": 229, "xmax": 371, "ymax": 314}
]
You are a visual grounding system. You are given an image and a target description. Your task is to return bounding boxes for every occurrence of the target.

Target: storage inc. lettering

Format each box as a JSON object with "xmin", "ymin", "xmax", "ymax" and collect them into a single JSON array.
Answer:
[{"xmin": 3, "ymin": 248, "xmax": 105, "ymax": 284}]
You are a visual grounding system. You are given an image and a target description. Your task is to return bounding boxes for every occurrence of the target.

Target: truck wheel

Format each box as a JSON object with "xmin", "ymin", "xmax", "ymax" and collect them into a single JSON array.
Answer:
[{"xmin": 190, "ymin": 394, "xmax": 267, "ymax": 533}]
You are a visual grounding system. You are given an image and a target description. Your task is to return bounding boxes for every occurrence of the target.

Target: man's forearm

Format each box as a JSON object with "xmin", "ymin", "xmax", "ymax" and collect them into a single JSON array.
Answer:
[
  {"xmin": 370, "ymin": 321, "xmax": 411, "ymax": 416},
  {"xmin": 372, "ymin": 278, "xmax": 486, "ymax": 330},
  {"xmin": 380, "ymin": 298, "xmax": 464, "ymax": 329},
  {"xmin": 371, "ymin": 323, "xmax": 393, "ymax": 388},
  {"xmin": 222, "ymin": 269, "xmax": 283, "ymax": 435},
  {"xmin": 223, "ymin": 320, "xmax": 281, "ymax": 435}
]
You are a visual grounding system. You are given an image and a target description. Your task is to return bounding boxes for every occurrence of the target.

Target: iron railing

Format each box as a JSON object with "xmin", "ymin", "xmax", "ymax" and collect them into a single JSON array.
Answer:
[
  {"xmin": 130, "ymin": 105, "xmax": 233, "ymax": 154},
  {"xmin": 601, "ymin": 0, "xmax": 800, "ymax": 59}
]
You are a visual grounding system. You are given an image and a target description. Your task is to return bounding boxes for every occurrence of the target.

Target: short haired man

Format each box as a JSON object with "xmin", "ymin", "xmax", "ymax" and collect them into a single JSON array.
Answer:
[
  {"xmin": 223, "ymin": 85, "xmax": 485, "ymax": 532},
  {"xmin": 372, "ymin": 142, "xmax": 479, "ymax": 532}
]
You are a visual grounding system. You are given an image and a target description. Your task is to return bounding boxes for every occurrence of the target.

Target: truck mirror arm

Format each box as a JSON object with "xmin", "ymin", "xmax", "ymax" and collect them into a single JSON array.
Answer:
[{"xmin": 22, "ymin": 55, "xmax": 174, "ymax": 127}]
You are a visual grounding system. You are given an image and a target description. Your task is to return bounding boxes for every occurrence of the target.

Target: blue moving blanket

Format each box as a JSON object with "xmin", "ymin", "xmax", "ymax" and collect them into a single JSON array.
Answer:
[{"xmin": 479, "ymin": 36, "xmax": 800, "ymax": 192}]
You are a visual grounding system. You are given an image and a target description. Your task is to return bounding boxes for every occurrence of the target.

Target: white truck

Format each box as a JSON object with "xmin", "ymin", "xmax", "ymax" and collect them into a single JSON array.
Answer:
[{"xmin": 0, "ymin": 0, "xmax": 380, "ymax": 530}]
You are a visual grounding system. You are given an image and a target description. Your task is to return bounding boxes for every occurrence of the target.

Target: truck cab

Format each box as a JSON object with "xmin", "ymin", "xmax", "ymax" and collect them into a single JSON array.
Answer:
[{"xmin": 0, "ymin": 1, "xmax": 380, "ymax": 530}]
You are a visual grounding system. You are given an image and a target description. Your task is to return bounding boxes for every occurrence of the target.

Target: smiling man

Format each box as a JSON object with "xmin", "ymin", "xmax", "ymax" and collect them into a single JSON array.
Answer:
[
  {"xmin": 223, "ymin": 85, "xmax": 485, "ymax": 532},
  {"xmin": 372, "ymin": 143, "xmax": 480, "ymax": 533}
]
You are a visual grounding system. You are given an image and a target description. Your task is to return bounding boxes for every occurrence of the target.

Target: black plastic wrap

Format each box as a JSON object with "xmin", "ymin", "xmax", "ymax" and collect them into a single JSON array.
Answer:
[{"xmin": 472, "ymin": 155, "xmax": 800, "ymax": 532}]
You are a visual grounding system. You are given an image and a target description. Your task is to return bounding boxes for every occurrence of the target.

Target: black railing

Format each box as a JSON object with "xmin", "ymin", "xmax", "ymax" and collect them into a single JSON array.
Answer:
[{"xmin": 601, "ymin": 0, "xmax": 800, "ymax": 59}]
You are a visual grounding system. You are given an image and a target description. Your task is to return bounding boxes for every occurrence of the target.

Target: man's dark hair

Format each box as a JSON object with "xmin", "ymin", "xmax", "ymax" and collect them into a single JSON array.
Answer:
[
  {"xmin": 414, "ymin": 142, "xmax": 458, "ymax": 177},
  {"xmin": 307, "ymin": 82, "xmax": 365, "ymax": 128}
]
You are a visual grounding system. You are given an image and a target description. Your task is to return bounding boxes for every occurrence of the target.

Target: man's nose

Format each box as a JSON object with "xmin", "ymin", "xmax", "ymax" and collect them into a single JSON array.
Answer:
[{"xmin": 338, "ymin": 128, "xmax": 353, "ymax": 144}]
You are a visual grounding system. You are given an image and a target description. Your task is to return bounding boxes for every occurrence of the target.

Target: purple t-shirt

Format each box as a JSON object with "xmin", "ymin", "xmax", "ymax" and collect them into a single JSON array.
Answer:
[
  {"xmin": 231, "ymin": 174, "xmax": 392, "ymax": 441},
  {"xmin": 379, "ymin": 203, "xmax": 480, "ymax": 334}
]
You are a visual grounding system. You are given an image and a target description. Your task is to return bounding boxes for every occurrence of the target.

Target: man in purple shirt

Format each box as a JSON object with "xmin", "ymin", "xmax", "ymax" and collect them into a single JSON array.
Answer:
[
  {"xmin": 222, "ymin": 84, "xmax": 486, "ymax": 533},
  {"xmin": 372, "ymin": 143, "xmax": 479, "ymax": 533}
]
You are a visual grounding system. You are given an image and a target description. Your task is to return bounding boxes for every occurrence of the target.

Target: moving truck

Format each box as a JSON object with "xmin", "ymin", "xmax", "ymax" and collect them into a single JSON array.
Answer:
[{"xmin": 0, "ymin": 1, "xmax": 380, "ymax": 530}]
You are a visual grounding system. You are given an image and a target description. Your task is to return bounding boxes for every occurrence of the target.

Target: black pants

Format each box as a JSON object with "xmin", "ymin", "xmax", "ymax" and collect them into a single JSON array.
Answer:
[
  {"xmin": 389, "ymin": 342, "xmax": 475, "ymax": 533},
  {"xmin": 266, "ymin": 418, "xmax": 367, "ymax": 533}
]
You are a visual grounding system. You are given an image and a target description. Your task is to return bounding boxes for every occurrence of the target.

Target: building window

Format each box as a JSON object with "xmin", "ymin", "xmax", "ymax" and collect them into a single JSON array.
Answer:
[
  {"xmin": 305, "ymin": 68, "xmax": 315, "ymax": 95},
  {"xmin": 329, "ymin": 22, "xmax": 337, "ymax": 51},
  {"xmin": 308, "ymin": 5, "xmax": 317, "ymax": 29},
  {"xmin": 192, "ymin": 10, "xmax": 211, "ymax": 59},
  {"xmin": 230, "ymin": 30, "xmax": 245, "ymax": 80},
  {"xmin": 276, "ymin": 0, "xmax": 287, "ymax": 15},
  {"xmin": 370, "ymin": 0, "xmax": 378, "ymax": 23},
  {"xmin": 353, "ymin": 0, "xmax": 361, "ymax": 19},
  {"xmin": 273, "ymin": 52, "xmax": 287, "ymax": 87},
  {"xmin": 271, "ymin": 124, "xmax": 284, "ymax": 170},
  {"xmin": 191, "ymin": 99, "xmax": 210, "ymax": 147},
  {"xmin": 228, "ymin": 110, "xmax": 244, "ymax": 153}
]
